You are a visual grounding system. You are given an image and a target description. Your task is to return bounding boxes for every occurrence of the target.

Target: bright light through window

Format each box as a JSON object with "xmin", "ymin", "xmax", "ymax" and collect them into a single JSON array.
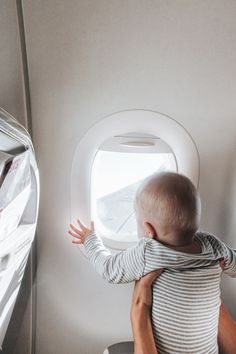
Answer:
[{"xmin": 91, "ymin": 150, "xmax": 177, "ymax": 249}]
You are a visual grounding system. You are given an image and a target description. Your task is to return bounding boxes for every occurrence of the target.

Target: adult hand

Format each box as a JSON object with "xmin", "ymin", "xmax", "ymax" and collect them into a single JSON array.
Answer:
[{"xmin": 132, "ymin": 269, "xmax": 163, "ymax": 308}]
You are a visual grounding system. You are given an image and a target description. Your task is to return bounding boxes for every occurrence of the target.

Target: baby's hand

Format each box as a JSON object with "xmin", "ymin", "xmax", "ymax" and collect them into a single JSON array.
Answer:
[
  {"xmin": 220, "ymin": 258, "xmax": 226, "ymax": 270},
  {"xmin": 68, "ymin": 218, "xmax": 94, "ymax": 245}
]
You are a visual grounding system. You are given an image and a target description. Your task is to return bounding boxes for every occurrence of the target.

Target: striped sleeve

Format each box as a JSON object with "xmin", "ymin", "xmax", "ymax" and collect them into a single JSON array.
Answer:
[
  {"xmin": 83, "ymin": 233, "xmax": 146, "ymax": 283},
  {"xmin": 205, "ymin": 233, "xmax": 236, "ymax": 278},
  {"xmin": 219, "ymin": 242, "xmax": 236, "ymax": 277},
  {"xmin": 224, "ymin": 245, "xmax": 236, "ymax": 278},
  {"xmin": 83, "ymin": 233, "xmax": 217, "ymax": 284}
]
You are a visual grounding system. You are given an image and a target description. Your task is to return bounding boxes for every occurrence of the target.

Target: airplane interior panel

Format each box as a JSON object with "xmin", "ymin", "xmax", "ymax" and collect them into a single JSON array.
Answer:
[{"xmin": 0, "ymin": 1, "xmax": 236, "ymax": 354}]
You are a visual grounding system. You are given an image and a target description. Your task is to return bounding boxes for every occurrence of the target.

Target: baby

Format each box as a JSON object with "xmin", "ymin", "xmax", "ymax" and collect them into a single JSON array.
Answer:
[{"xmin": 69, "ymin": 172, "xmax": 236, "ymax": 354}]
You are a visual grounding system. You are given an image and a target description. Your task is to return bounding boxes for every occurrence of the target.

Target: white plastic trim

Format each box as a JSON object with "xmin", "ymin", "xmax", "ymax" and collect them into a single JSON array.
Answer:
[{"xmin": 70, "ymin": 110, "xmax": 200, "ymax": 243}]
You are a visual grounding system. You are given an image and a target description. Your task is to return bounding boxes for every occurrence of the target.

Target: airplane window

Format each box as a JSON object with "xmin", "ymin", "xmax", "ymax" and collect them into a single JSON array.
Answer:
[
  {"xmin": 71, "ymin": 110, "xmax": 199, "ymax": 252},
  {"xmin": 91, "ymin": 147, "xmax": 177, "ymax": 249}
]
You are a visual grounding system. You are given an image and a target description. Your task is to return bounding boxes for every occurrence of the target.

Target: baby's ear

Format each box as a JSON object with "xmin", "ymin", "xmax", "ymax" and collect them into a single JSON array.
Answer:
[{"xmin": 144, "ymin": 222, "xmax": 158, "ymax": 240}]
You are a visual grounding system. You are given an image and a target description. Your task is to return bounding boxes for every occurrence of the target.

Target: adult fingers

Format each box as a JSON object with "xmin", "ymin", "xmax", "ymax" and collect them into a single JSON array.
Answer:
[{"xmin": 141, "ymin": 269, "xmax": 163, "ymax": 286}]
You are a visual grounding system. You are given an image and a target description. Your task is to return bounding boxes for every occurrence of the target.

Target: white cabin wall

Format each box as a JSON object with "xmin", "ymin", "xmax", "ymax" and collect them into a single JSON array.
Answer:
[
  {"xmin": 22, "ymin": 1, "xmax": 236, "ymax": 353},
  {"xmin": 0, "ymin": 0, "xmax": 26, "ymax": 127}
]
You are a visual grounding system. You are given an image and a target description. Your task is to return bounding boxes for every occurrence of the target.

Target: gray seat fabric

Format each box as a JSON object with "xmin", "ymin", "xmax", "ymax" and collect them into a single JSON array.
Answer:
[{"xmin": 103, "ymin": 341, "xmax": 134, "ymax": 354}]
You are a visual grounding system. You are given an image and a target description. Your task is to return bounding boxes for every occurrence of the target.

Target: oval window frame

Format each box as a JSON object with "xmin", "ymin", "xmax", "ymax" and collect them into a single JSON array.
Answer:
[{"xmin": 70, "ymin": 110, "xmax": 200, "ymax": 252}]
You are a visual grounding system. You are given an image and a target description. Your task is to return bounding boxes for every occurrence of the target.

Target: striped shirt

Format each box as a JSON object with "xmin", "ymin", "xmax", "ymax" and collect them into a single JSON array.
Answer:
[{"xmin": 84, "ymin": 232, "xmax": 236, "ymax": 354}]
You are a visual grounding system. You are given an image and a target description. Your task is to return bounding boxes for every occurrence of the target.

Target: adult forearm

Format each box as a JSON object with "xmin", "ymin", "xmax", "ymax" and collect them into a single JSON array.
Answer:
[
  {"xmin": 131, "ymin": 303, "xmax": 158, "ymax": 354},
  {"xmin": 130, "ymin": 270, "xmax": 162, "ymax": 354},
  {"xmin": 218, "ymin": 303, "xmax": 236, "ymax": 354}
]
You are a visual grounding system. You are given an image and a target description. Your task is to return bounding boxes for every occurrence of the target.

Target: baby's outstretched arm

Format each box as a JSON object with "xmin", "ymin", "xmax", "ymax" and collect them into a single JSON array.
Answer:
[
  {"xmin": 68, "ymin": 220, "xmax": 216, "ymax": 284},
  {"xmin": 68, "ymin": 218, "xmax": 149, "ymax": 283}
]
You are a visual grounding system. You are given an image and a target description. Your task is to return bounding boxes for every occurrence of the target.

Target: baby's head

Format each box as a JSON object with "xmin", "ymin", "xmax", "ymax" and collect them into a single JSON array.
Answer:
[{"xmin": 134, "ymin": 172, "xmax": 201, "ymax": 246}]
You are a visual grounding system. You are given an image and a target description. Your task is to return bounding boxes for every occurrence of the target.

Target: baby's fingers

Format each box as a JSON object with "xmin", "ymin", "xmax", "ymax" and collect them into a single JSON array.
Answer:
[
  {"xmin": 69, "ymin": 223, "xmax": 83, "ymax": 235},
  {"xmin": 220, "ymin": 259, "xmax": 226, "ymax": 270},
  {"xmin": 77, "ymin": 218, "xmax": 87, "ymax": 231},
  {"xmin": 72, "ymin": 239, "xmax": 83, "ymax": 244},
  {"xmin": 68, "ymin": 229, "xmax": 81, "ymax": 239}
]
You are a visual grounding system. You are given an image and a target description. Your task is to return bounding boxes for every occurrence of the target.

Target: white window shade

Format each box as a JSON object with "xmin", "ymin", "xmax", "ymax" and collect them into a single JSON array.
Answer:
[{"xmin": 91, "ymin": 144, "xmax": 177, "ymax": 249}]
